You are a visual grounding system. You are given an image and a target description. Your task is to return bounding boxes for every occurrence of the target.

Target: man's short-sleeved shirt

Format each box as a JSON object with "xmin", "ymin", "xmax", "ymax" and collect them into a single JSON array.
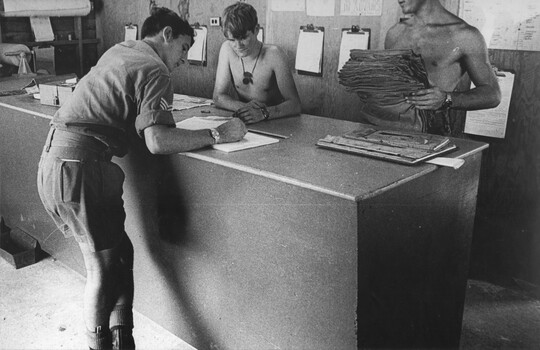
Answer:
[{"xmin": 52, "ymin": 40, "xmax": 175, "ymax": 156}]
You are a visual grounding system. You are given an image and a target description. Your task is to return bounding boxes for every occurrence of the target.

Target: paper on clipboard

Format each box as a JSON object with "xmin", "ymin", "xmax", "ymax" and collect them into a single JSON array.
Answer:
[
  {"xmin": 295, "ymin": 29, "xmax": 324, "ymax": 74},
  {"xmin": 187, "ymin": 27, "xmax": 207, "ymax": 64},
  {"xmin": 338, "ymin": 29, "xmax": 369, "ymax": 72},
  {"xmin": 464, "ymin": 71, "xmax": 514, "ymax": 138},
  {"xmin": 124, "ymin": 25, "xmax": 137, "ymax": 41},
  {"xmin": 176, "ymin": 116, "xmax": 279, "ymax": 152}
]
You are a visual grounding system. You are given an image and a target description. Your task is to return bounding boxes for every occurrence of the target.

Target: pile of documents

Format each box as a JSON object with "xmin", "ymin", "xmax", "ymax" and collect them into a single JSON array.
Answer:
[
  {"xmin": 338, "ymin": 49, "xmax": 428, "ymax": 105},
  {"xmin": 317, "ymin": 125, "xmax": 456, "ymax": 165}
]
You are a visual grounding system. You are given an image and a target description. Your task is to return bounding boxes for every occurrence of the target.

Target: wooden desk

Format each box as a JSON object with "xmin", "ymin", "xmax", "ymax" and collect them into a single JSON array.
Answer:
[{"xmin": 0, "ymin": 86, "xmax": 487, "ymax": 349}]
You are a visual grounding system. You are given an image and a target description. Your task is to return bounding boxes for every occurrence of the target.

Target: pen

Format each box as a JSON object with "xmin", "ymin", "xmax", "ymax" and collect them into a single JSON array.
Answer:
[{"xmin": 247, "ymin": 129, "xmax": 289, "ymax": 139}]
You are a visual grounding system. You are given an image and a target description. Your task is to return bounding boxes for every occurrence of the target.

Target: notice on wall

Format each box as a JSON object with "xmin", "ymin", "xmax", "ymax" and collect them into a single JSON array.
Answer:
[
  {"xmin": 306, "ymin": 0, "xmax": 335, "ymax": 17},
  {"xmin": 295, "ymin": 29, "xmax": 324, "ymax": 74},
  {"xmin": 271, "ymin": 0, "xmax": 305, "ymax": 12},
  {"xmin": 340, "ymin": 0, "xmax": 382, "ymax": 16},
  {"xmin": 460, "ymin": 0, "xmax": 540, "ymax": 51},
  {"xmin": 464, "ymin": 71, "xmax": 515, "ymax": 139}
]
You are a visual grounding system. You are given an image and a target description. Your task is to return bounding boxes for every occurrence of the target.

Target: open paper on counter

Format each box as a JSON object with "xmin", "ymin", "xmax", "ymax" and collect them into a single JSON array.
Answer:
[{"xmin": 176, "ymin": 116, "xmax": 279, "ymax": 153}]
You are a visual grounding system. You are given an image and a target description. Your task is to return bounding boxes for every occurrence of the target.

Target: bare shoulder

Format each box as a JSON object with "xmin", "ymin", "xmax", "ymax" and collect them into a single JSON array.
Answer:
[
  {"xmin": 452, "ymin": 20, "xmax": 487, "ymax": 52},
  {"xmin": 385, "ymin": 21, "xmax": 408, "ymax": 47},
  {"xmin": 261, "ymin": 44, "xmax": 290, "ymax": 69},
  {"xmin": 219, "ymin": 41, "xmax": 234, "ymax": 59}
]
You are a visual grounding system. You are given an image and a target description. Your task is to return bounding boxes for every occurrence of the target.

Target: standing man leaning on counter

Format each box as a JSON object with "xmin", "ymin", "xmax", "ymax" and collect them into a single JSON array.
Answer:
[
  {"xmin": 385, "ymin": 0, "xmax": 501, "ymax": 135},
  {"xmin": 37, "ymin": 7, "xmax": 246, "ymax": 350},
  {"xmin": 213, "ymin": 2, "xmax": 301, "ymax": 124}
]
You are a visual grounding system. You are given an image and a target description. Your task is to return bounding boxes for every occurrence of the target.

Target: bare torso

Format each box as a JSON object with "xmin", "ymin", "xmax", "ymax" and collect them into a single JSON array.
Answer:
[
  {"xmin": 227, "ymin": 44, "xmax": 284, "ymax": 105},
  {"xmin": 386, "ymin": 18, "xmax": 469, "ymax": 91}
]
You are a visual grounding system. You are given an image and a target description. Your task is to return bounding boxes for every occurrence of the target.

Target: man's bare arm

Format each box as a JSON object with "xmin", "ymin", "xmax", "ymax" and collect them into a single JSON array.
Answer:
[
  {"xmin": 212, "ymin": 42, "xmax": 246, "ymax": 112},
  {"xmin": 406, "ymin": 26, "xmax": 501, "ymax": 111},
  {"xmin": 263, "ymin": 46, "xmax": 301, "ymax": 120},
  {"xmin": 450, "ymin": 26, "xmax": 501, "ymax": 110}
]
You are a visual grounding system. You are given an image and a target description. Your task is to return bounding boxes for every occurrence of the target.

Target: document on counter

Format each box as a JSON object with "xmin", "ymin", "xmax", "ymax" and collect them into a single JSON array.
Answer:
[
  {"xmin": 172, "ymin": 94, "xmax": 212, "ymax": 111},
  {"xmin": 176, "ymin": 116, "xmax": 279, "ymax": 152},
  {"xmin": 317, "ymin": 125, "xmax": 456, "ymax": 165},
  {"xmin": 464, "ymin": 71, "xmax": 514, "ymax": 138}
]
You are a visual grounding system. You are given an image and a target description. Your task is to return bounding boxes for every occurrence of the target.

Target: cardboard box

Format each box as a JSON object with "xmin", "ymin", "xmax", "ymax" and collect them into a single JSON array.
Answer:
[
  {"xmin": 40, "ymin": 81, "xmax": 76, "ymax": 106},
  {"xmin": 0, "ymin": 221, "xmax": 40, "ymax": 269}
]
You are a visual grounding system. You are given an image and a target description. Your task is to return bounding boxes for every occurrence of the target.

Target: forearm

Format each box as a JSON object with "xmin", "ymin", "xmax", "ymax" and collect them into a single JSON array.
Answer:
[
  {"xmin": 145, "ymin": 126, "xmax": 214, "ymax": 155},
  {"xmin": 265, "ymin": 99, "xmax": 301, "ymax": 120},
  {"xmin": 450, "ymin": 85, "xmax": 501, "ymax": 111},
  {"xmin": 213, "ymin": 93, "xmax": 247, "ymax": 112}
]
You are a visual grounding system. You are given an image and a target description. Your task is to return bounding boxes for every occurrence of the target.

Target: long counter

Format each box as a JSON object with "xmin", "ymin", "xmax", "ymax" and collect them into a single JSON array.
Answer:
[{"xmin": 0, "ymin": 76, "xmax": 487, "ymax": 349}]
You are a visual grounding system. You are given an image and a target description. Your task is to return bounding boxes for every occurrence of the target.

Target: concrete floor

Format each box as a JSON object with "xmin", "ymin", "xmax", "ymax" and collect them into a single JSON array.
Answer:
[
  {"xmin": 0, "ymin": 255, "xmax": 195, "ymax": 350},
  {"xmin": 1, "ymin": 254, "xmax": 540, "ymax": 349}
]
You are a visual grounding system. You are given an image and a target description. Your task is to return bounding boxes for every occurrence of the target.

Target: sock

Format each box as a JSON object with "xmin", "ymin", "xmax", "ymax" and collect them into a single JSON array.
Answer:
[{"xmin": 87, "ymin": 326, "xmax": 112, "ymax": 350}]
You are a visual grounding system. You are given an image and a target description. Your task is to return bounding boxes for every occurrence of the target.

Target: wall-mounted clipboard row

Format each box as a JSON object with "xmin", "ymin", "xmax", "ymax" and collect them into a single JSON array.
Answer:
[
  {"xmin": 295, "ymin": 24, "xmax": 372, "ymax": 77},
  {"xmin": 187, "ymin": 22, "xmax": 208, "ymax": 67},
  {"xmin": 295, "ymin": 24, "xmax": 325, "ymax": 77}
]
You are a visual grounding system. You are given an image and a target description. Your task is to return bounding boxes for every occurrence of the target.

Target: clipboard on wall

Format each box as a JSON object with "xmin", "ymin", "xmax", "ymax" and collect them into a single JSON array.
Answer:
[
  {"xmin": 124, "ymin": 23, "xmax": 138, "ymax": 41},
  {"xmin": 338, "ymin": 26, "xmax": 370, "ymax": 72},
  {"xmin": 295, "ymin": 24, "xmax": 324, "ymax": 77},
  {"xmin": 187, "ymin": 23, "xmax": 207, "ymax": 66}
]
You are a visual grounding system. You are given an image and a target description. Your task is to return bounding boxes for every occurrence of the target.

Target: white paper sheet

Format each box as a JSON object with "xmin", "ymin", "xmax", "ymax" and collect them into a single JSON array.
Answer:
[
  {"xmin": 124, "ymin": 25, "xmax": 138, "ymax": 41},
  {"xmin": 30, "ymin": 17, "xmax": 55, "ymax": 42},
  {"xmin": 464, "ymin": 72, "xmax": 515, "ymax": 138},
  {"xmin": 176, "ymin": 116, "xmax": 279, "ymax": 152},
  {"xmin": 338, "ymin": 30, "xmax": 369, "ymax": 72},
  {"xmin": 271, "ymin": 0, "xmax": 305, "ymax": 12},
  {"xmin": 460, "ymin": 0, "xmax": 540, "ymax": 51},
  {"xmin": 306, "ymin": 0, "xmax": 335, "ymax": 17},
  {"xmin": 295, "ymin": 30, "xmax": 324, "ymax": 74},
  {"xmin": 187, "ymin": 27, "xmax": 207, "ymax": 63},
  {"xmin": 340, "ymin": 0, "xmax": 382, "ymax": 16}
]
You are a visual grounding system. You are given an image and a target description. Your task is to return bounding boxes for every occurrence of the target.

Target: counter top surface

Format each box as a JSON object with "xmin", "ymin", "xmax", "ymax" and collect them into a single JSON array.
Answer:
[{"xmin": 0, "ymin": 79, "xmax": 488, "ymax": 201}]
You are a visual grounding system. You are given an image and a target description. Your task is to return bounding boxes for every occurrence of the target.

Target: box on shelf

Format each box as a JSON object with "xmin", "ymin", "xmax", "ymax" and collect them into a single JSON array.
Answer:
[
  {"xmin": 0, "ymin": 218, "xmax": 41, "ymax": 269},
  {"xmin": 40, "ymin": 81, "xmax": 76, "ymax": 106}
]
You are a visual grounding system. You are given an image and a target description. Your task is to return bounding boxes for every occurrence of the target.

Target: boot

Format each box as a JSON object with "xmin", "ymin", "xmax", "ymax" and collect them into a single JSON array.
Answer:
[{"xmin": 111, "ymin": 326, "xmax": 135, "ymax": 350}]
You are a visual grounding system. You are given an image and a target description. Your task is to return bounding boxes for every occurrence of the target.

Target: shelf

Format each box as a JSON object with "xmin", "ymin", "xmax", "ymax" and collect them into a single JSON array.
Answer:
[{"xmin": 18, "ymin": 39, "xmax": 100, "ymax": 47}]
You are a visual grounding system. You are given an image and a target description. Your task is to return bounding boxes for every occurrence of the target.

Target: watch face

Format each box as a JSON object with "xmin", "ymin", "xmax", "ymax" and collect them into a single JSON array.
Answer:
[{"xmin": 210, "ymin": 128, "xmax": 220, "ymax": 143}]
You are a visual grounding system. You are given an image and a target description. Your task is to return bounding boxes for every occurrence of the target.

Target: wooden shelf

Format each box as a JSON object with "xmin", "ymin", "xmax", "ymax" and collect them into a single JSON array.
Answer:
[{"xmin": 19, "ymin": 39, "xmax": 99, "ymax": 47}]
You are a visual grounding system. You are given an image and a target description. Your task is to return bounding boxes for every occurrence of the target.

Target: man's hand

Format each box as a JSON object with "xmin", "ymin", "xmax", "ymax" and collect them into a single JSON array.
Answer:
[
  {"xmin": 406, "ymin": 87, "xmax": 447, "ymax": 110},
  {"xmin": 233, "ymin": 100, "xmax": 267, "ymax": 124},
  {"xmin": 215, "ymin": 118, "xmax": 248, "ymax": 143}
]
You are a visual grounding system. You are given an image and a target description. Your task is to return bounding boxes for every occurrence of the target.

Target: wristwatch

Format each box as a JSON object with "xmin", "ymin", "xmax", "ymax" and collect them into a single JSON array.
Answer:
[
  {"xmin": 441, "ymin": 93, "xmax": 453, "ymax": 110},
  {"xmin": 209, "ymin": 128, "xmax": 220, "ymax": 144},
  {"xmin": 260, "ymin": 106, "xmax": 270, "ymax": 121}
]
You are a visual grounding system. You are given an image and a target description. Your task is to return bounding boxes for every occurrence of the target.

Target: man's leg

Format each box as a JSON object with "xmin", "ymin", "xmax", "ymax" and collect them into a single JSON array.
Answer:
[
  {"xmin": 109, "ymin": 235, "xmax": 135, "ymax": 349},
  {"xmin": 80, "ymin": 243, "xmax": 124, "ymax": 350}
]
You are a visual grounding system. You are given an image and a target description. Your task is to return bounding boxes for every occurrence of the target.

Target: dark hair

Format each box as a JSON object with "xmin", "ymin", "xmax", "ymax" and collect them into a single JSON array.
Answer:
[
  {"xmin": 141, "ymin": 7, "xmax": 194, "ymax": 41},
  {"xmin": 222, "ymin": 2, "xmax": 258, "ymax": 39}
]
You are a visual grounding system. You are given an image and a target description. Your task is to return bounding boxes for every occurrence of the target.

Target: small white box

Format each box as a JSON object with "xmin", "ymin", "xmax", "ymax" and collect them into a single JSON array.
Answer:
[{"xmin": 40, "ymin": 82, "xmax": 76, "ymax": 106}]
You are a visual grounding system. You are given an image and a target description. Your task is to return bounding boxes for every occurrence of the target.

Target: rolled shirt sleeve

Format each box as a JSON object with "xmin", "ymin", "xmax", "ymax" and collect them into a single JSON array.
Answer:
[{"xmin": 135, "ymin": 72, "xmax": 176, "ymax": 136}]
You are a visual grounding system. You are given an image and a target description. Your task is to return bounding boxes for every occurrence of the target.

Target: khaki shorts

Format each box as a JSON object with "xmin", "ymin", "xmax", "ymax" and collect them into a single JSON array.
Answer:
[{"xmin": 37, "ymin": 128, "xmax": 125, "ymax": 252}]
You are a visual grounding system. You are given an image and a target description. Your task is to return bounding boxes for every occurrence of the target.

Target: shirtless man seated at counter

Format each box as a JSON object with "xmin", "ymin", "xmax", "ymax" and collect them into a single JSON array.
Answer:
[{"xmin": 213, "ymin": 2, "xmax": 301, "ymax": 124}]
